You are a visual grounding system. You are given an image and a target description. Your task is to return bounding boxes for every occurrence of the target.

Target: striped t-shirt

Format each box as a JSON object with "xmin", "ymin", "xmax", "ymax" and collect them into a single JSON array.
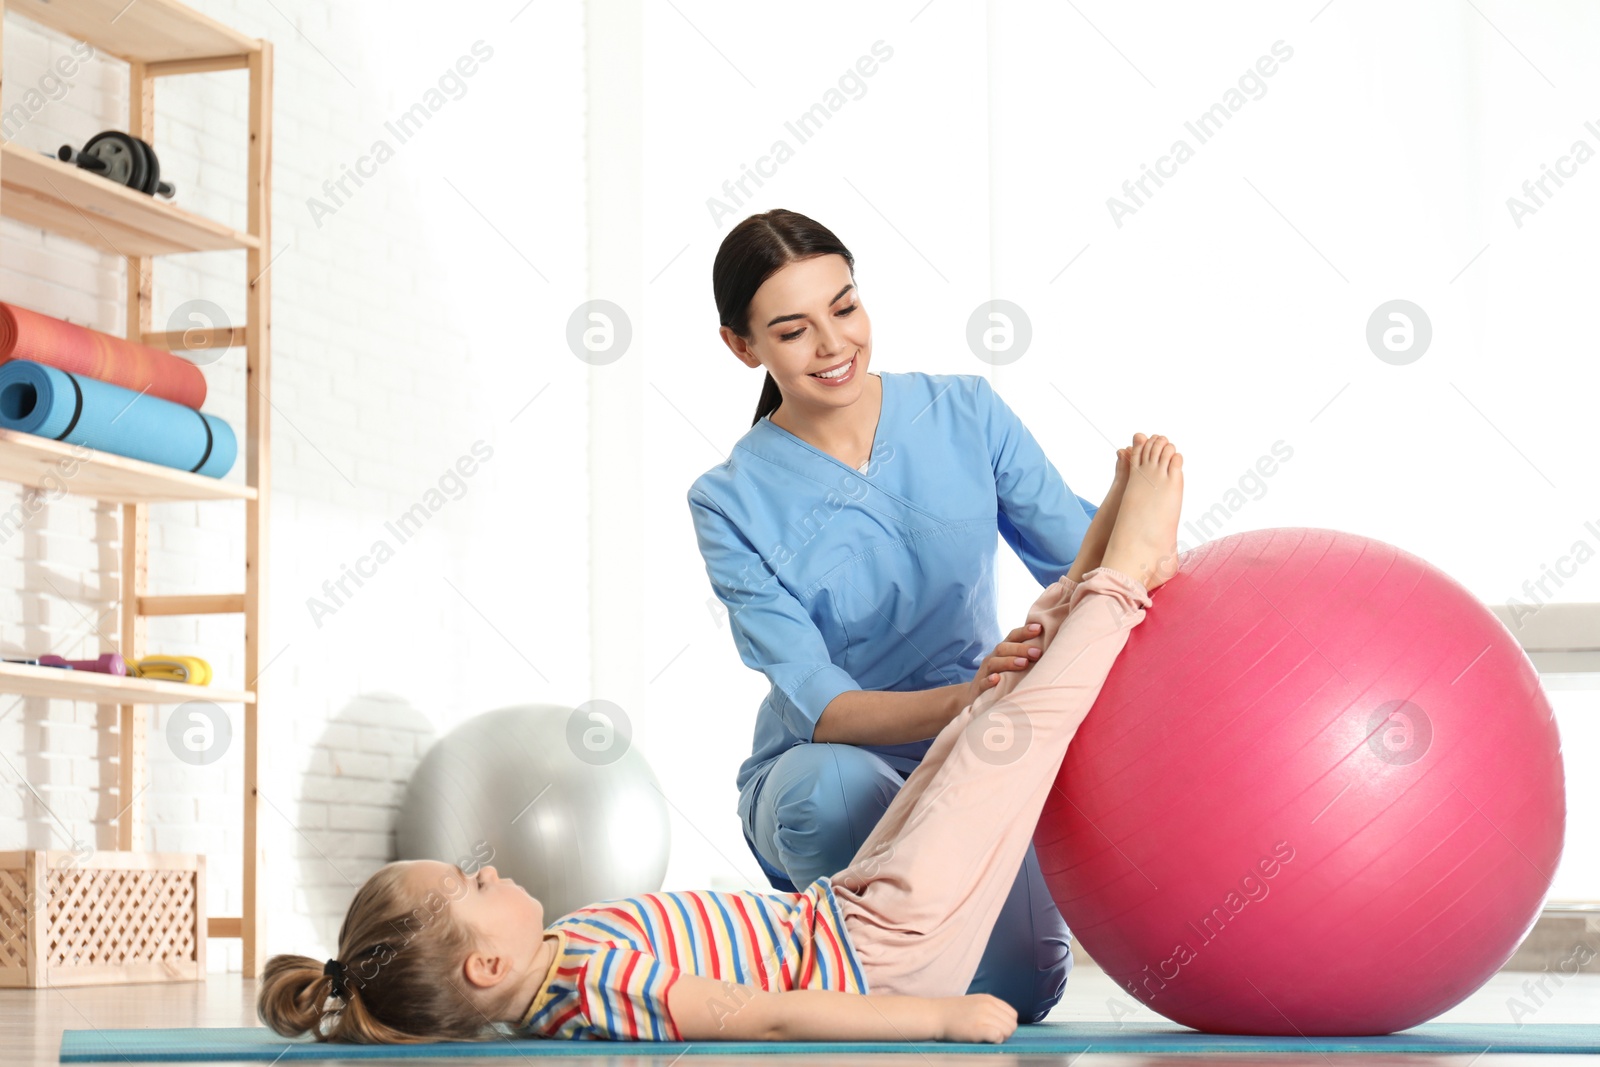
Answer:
[{"xmin": 516, "ymin": 873, "xmax": 867, "ymax": 1041}]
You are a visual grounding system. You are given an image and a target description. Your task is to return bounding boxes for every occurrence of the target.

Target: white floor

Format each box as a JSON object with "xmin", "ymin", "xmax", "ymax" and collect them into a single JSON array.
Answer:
[{"xmin": 4, "ymin": 959, "xmax": 1597, "ymax": 1065}]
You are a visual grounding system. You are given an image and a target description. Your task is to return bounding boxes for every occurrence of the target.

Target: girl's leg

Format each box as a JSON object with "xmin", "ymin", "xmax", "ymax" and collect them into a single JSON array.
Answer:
[
  {"xmin": 752, "ymin": 733, "xmax": 1077, "ymax": 1020},
  {"xmin": 829, "ymin": 565, "xmax": 1152, "ymax": 999},
  {"xmin": 914, "ymin": 433, "xmax": 1132, "ymax": 884},
  {"xmin": 832, "ymin": 566, "xmax": 1079, "ymax": 882}
]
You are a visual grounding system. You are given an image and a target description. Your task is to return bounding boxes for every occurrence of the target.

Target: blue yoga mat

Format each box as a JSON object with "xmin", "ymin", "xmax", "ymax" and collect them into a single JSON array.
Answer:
[
  {"xmin": 57, "ymin": 1022, "xmax": 1600, "ymax": 1060},
  {"xmin": 0, "ymin": 359, "xmax": 235, "ymax": 478}
]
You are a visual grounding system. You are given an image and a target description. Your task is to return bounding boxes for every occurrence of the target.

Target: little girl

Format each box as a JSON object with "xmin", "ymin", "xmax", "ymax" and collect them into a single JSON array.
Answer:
[{"xmin": 259, "ymin": 433, "xmax": 1184, "ymax": 1046}]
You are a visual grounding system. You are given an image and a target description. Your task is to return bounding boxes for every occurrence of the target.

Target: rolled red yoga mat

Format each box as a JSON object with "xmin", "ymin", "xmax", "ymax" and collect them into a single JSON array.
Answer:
[{"xmin": 0, "ymin": 301, "xmax": 206, "ymax": 410}]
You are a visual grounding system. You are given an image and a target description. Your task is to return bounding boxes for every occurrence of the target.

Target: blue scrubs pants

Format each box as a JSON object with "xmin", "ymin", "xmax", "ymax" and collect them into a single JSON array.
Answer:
[{"xmin": 742, "ymin": 741, "xmax": 1073, "ymax": 1023}]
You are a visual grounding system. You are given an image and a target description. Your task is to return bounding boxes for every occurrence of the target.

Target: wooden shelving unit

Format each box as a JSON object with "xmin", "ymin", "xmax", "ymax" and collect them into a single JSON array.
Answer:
[{"xmin": 0, "ymin": 0, "xmax": 272, "ymax": 977}]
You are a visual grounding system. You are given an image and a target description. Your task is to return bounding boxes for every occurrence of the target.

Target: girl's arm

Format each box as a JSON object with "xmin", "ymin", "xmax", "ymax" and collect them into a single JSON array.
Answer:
[{"xmin": 668, "ymin": 973, "xmax": 944, "ymax": 1041}]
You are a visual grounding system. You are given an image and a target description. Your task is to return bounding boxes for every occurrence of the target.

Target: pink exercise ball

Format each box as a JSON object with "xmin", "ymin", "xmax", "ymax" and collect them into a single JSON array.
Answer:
[{"xmin": 1036, "ymin": 527, "xmax": 1565, "ymax": 1036}]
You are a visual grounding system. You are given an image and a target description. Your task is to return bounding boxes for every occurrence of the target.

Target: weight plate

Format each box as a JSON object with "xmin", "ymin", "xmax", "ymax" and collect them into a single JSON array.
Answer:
[{"xmin": 81, "ymin": 131, "xmax": 147, "ymax": 192}]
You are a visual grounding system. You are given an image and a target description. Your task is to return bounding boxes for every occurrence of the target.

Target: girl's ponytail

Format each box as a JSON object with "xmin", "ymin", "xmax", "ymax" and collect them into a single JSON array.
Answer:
[
  {"xmin": 259, "ymin": 951, "xmax": 426, "ymax": 1043},
  {"xmin": 257, "ymin": 954, "xmax": 344, "ymax": 1039}
]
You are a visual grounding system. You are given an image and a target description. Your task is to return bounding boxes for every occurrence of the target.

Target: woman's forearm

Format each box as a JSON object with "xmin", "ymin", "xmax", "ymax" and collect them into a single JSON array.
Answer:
[
  {"xmin": 812, "ymin": 684, "xmax": 963, "ymax": 746},
  {"xmin": 771, "ymin": 989, "xmax": 943, "ymax": 1041}
]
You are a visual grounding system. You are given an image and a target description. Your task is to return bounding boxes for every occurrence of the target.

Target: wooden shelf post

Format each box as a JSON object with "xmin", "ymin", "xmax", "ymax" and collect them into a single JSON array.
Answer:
[
  {"xmin": 117, "ymin": 60, "xmax": 155, "ymax": 857},
  {"xmin": 242, "ymin": 39, "xmax": 273, "ymax": 979}
]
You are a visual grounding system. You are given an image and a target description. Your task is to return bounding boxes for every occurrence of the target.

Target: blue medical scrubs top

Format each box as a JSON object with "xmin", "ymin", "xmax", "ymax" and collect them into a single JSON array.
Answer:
[{"xmin": 686, "ymin": 371, "xmax": 1100, "ymax": 830}]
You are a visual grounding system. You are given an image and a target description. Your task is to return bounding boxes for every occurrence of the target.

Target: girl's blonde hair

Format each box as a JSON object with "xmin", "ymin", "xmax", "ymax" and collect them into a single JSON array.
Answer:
[{"xmin": 257, "ymin": 861, "xmax": 512, "ymax": 1043}]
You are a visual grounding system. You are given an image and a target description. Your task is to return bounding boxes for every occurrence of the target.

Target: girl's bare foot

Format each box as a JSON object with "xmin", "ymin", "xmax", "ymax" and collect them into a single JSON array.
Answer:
[
  {"xmin": 1099, "ymin": 433, "xmax": 1184, "ymax": 594},
  {"xmin": 1065, "ymin": 435, "xmax": 1146, "ymax": 583}
]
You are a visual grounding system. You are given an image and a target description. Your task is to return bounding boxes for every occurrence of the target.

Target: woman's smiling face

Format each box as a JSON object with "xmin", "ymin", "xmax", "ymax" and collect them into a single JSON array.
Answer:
[{"xmin": 723, "ymin": 253, "xmax": 873, "ymax": 405}]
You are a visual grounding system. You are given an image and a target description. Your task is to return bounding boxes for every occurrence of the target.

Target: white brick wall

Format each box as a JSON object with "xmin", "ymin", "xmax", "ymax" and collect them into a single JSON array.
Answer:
[
  {"xmin": 1, "ymin": 0, "xmax": 591, "ymax": 971},
  {"xmin": 288, "ymin": 694, "xmax": 434, "ymax": 951}
]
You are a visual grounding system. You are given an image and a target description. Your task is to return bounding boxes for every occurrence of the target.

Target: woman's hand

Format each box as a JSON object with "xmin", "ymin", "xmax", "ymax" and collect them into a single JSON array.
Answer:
[
  {"xmin": 936, "ymin": 993, "xmax": 1018, "ymax": 1043},
  {"xmin": 962, "ymin": 621, "xmax": 1043, "ymax": 712}
]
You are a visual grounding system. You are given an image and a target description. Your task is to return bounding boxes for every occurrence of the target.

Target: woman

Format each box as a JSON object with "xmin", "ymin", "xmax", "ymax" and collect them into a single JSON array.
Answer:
[{"xmin": 687, "ymin": 209, "xmax": 1110, "ymax": 1023}]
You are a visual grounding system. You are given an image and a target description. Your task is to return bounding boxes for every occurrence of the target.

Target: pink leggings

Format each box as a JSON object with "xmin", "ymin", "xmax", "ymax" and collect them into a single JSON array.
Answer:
[{"xmin": 829, "ymin": 565, "xmax": 1152, "ymax": 998}]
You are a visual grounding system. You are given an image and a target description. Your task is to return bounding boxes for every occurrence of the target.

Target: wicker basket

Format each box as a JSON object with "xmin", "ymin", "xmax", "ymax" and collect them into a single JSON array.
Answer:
[{"xmin": 0, "ymin": 850, "xmax": 206, "ymax": 987}]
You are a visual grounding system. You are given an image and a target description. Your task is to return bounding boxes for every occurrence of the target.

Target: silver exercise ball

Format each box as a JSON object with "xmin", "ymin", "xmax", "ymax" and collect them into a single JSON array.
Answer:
[{"xmin": 395, "ymin": 702, "xmax": 670, "ymax": 921}]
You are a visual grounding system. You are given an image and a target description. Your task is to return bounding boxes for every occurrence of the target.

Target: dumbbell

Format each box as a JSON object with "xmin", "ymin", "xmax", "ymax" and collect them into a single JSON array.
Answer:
[
  {"xmin": 37, "ymin": 653, "xmax": 128, "ymax": 676},
  {"xmin": 57, "ymin": 131, "xmax": 176, "ymax": 199}
]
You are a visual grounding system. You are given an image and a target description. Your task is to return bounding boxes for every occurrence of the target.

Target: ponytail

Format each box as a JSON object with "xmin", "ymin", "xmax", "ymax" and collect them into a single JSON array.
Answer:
[
  {"xmin": 256, "ymin": 955, "xmax": 335, "ymax": 1039},
  {"xmin": 752, "ymin": 370, "xmax": 782, "ymax": 427}
]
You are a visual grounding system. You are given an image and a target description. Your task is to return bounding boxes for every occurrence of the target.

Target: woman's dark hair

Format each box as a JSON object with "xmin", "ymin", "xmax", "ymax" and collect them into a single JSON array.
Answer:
[{"xmin": 712, "ymin": 209, "xmax": 856, "ymax": 427}]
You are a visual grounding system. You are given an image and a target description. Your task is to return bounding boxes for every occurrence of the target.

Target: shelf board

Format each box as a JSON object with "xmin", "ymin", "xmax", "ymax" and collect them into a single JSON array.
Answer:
[
  {"xmin": 0, "ymin": 660, "xmax": 252, "ymax": 706},
  {"xmin": 6, "ymin": 0, "xmax": 259, "ymax": 65},
  {"xmin": 0, "ymin": 428, "xmax": 255, "ymax": 504},
  {"xmin": 0, "ymin": 142, "xmax": 258, "ymax": 257}
]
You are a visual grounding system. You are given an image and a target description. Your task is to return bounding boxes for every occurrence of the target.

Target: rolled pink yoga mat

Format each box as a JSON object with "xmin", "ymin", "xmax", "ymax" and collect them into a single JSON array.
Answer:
[{"xmin": 0, "ymin": 301, "xmax": 207, "ymax": 410}]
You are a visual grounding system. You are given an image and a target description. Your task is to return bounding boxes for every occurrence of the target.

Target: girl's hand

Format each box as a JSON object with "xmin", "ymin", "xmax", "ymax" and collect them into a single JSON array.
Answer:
[
  {"xmin": 936, "ymin": 993, "xmax": 1018, "ymax": 1043},
  {"xmin": 962, "ymin": 622, "xmax": 1043, "ymax": 712}
]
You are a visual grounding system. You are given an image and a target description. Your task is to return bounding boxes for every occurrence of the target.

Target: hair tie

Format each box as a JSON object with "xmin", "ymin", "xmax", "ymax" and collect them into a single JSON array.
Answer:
[{"xmin": 323, "ymin": 958, "xmax": 348, "ymax": 999}]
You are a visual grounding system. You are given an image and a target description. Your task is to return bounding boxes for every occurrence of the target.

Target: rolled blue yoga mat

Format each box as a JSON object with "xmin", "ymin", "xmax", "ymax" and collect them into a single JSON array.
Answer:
[{"xmin": 0, "ymin": 359, "xmax": 235, "ymax": 478}]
